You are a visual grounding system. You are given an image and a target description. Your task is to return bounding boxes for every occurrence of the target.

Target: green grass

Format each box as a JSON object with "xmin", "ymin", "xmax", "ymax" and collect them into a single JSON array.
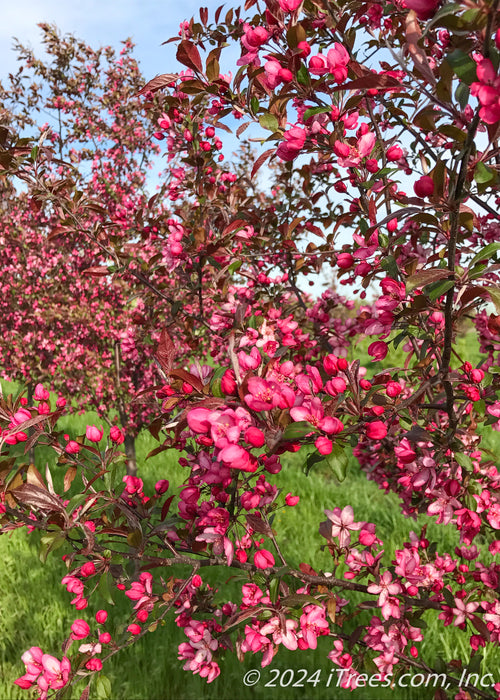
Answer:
[{"xmin": 1, "ymin": 335, "xmax": 500, "ymax": 700}]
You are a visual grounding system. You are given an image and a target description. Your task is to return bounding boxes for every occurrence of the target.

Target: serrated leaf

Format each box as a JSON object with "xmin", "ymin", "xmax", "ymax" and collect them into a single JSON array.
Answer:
[{"xmin": 324, "ymin": 443, "xmax": 348, "ymax": 482}]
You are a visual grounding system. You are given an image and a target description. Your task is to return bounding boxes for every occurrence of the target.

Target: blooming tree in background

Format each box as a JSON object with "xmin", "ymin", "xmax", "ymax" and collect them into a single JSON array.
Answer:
[{"xmin": 1, "ymin": 0, "xmax": 500, "ymax": 698}]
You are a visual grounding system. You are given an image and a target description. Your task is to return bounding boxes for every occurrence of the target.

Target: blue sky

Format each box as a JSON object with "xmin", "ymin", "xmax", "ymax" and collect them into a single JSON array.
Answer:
[
  {"xmin": 0, "ymin": 0, "xmax": 222, "ymax": 82},
  {"xmin": 0, "ymin": 0, "xmax": 332, "ymax": 296}
]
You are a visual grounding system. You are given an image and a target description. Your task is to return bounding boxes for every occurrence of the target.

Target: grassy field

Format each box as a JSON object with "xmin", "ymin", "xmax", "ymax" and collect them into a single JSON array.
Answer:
[{"xmin": 1, "ymin": 334, "xmax": 499, "ymax": 700}]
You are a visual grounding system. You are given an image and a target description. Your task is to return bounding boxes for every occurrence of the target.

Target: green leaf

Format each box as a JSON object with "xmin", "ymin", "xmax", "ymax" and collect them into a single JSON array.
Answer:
[
  {"xmin": 95, "ymin": 675, "xmax": 112, "ymax": 700},
  {"xmin": 282, "ymin": 421, "xmax": 315, "ymax": 440},
  {"xmin": 324, "ymin": 443, "xmax": 349, "ymax": 482},
  {"xmin": 474, "ymin": 161, "xmax": 497, "ymax": 185},
  {"xmin": 209, "ymin": 366, "xmax": 227, "ymax": 398},
  {"xmin": 250, "ymin": 97, "xmax": 259, "ymax": 116},
  {"xmin": 296, "ymin": 64, "xmax": 310, "ymax": 86},
  {"xmin": 486, "ymin": 286, "xmax": 500, "ymax": 314},
  {"xmin": 426, "ymin": 279, "xmax": 455, "ymax": 301},
  {"xmin": 228, "ymin": 260, "xmax": 242, "ymax": 274},
  {"xmin": 304, "ymin": 450, "xmax": 325, "ymax": 476},
  {"xmin": 66, "ymin": 492, "xmax": 88, "ymax": 516},
  {"xmin": 259, "ymin": 113, "xmax": 279, "ymax": 132},
  {"xmin": 97, "ymin": 571, "xmax": 115, "ymax": 605},
  {"xmin": 469, "ymin": 242, "xmax": 500, "ymax": 268},
  {"xmin": 454, "ymin": 452, "xmax": 473, "ymax": 470},
  {"xmin": 380, "ymin": 255, "xmax": 399, "ymax": 280},
  {"xmin": 303, "ymin": 106, "xmax": 330, "ymax": 122},
  {"xmin": 446, "ymin": 50, "xmax": 477, "ymax": 85},
  {"xmin": 455, "ymin": 82, "xmax": 470, "ymax": 110}
]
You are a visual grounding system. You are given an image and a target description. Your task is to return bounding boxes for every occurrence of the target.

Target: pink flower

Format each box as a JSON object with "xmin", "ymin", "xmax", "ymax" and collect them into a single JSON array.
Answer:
[
  {"xmin": 254, "ymin": 549, "xmax": 275, "ymax": 569},
  {"xmin": 122, "ymin": 475, "xmax": 143, "ymax": 494},
  {"xmin": 70, "ymin": 619, "xmax": 90, "ymax": 640},
  {"xmin": 34, "ymin": 383, "xmax": 50, "ymax": 400},
  {"xmin": 41, "ymin": 654, "xmax": 71, "ymax": 689},
  {"xmin": 85, "ymin": 658, "xmax": 103, "ymax": 671},
  {"xmin": 452, "ymin": 597, "xmax": 479, "ymax": 626},
  {"xmin": 315, "ymin": 436, "xmax": 333, "ymax": 455},
  {"xmin": 309, "ymin": 54, "xmax": 329, "ymax": 76},
  {"xmin": 276, "ymin": 126, "xmax": 306, "ymax": 161},
  {"xmin": 300, "ymin": 605, "xmax": 329, "ymax": 649},
  {"xmin": 323, "ymin": 505, "xmax": 362, "ymax": 547},
  {"xmin": 11, "ymin": 408, "xmax": 31, "ymax": 426},
  {"xmin": 368, "ymin": 341, "xmax": 388, "ymax": 361},
  {"xmin": 367, "ymin": 572, "xmax": 402, "ymax": 606},
  {"xmin": 285, "ymin": 492, "xmax": 300, "ymax": 506},
  {"xmin": 85, "ymin": 425, "xmax": 103, "ymax": 442},
  {"xmin": 337, "ymin": 253, "xmax": 354, "ymax": 269},
  {"xmin": 187, "ymin": 407, "xmax": 211, "ymax": 433},
  {"xmin": 278, "ymin": 0, "xmax": 302, "ymax": 10},
  {"xmin": 326, "ymin": 43, "xmax": 350, "ymax": 82}
]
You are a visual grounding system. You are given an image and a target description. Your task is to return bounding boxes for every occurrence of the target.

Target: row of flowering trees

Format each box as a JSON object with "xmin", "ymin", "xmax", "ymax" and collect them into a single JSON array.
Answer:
[{"xmin": 1, "ymin": 0, "xmax": 500, "ymax": 698}]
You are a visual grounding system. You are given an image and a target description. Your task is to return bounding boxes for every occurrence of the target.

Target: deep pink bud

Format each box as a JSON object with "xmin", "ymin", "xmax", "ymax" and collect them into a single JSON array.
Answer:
[
  {"xmin": 285, "ymin": 492, "xmax": 300, "ymax": 506},
  {"xmin": 96, "ymin": 610, "xmax": 108, "ymax": 624},
  {"xmin": 386, "ymin": 381, "xmax": 403, "ymax": 398},
  {"xmin": 337, "ymin": 252, "xmax": 354, "ymax": 269},
  {"xmin": 414, "ymin": 175, "xmax": 434, "ymax": 198},
  {"xmin": 65, "ymin": 440, "xmax": 81, "ymax": 455},
  {"xmin": 315, "ymin": 436, "xmax": 333, "ymax": 455},
  {"xmin": 99, "ymin": 632, "xmax": 111, "ymax": 644},
  {"xmin": 405, "ymin": 0, "xmax": 440, "ymax": 20},
  {"xmin": 386, "ymin": 145, "xmax": 403, "ymax": 161},
  {"xmin": 155, "ymin": 479, "xmax": 170, "ymax": 495},
  {"xmin": 85, "ymin": 425, "xmax": 103, "ymax": 442},
  {"xmin": 244, "ymin": 427, "xmax": 265, "ymax": 448},
  {"xmin": 110, "ymin": 426, "xmax": 125, "ymax": 444},
  {"xmin": 127, "ymin": 624, "xmax": 141, "ymax": 635},
  {"xmin": 80, "ymin": 562, "xmax": 96, "ymax": 577},
  {"xmin": 323, "ymin": 354, "xmax": 339, "ymax": 375},
  {"xmin": 221, "ymin": 369, "xmax": 237, "ymax": 395},
  {"xmin": 366, "ymin": 421, "xmax": 388, "ymax": 440},
  {"xmin": 254, "ymin": 549, "xmax": 275, "ymax": 569}
]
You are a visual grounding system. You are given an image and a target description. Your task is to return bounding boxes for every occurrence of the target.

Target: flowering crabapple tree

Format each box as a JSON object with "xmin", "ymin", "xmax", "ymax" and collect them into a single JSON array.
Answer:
[
  {"xmin": 0, "ymin": 26, "xmax": 182, "ymax": 473},
  {"xmin": 1, "ymin": 0, "xmax": 500, "ymax": 698}
]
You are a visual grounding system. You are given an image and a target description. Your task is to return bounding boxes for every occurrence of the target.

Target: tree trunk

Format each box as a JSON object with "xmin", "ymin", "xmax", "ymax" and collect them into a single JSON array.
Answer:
[
  {"xmin": 27, "ymin": 383, "xmax": 36, "ymax": 466},
  {"xmin": 124, "ymin": 433, "xmax": 137, "ymax": 476}
]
